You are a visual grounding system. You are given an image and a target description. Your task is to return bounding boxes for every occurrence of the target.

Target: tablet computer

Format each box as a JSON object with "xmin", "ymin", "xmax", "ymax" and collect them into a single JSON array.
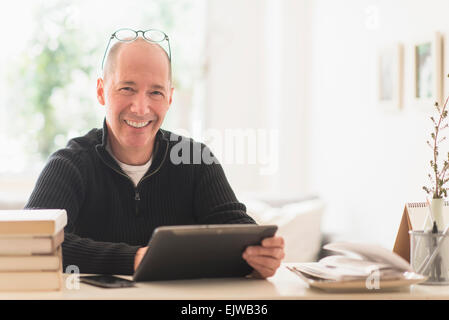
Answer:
[{"xmin": 133, "ymin": 224, "xmax": 278, "ymax": 281}]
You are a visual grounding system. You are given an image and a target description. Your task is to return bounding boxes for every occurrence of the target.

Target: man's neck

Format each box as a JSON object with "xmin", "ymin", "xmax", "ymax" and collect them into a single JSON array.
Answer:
[{"xmin": 107, "ymin": 136, "xmax": 154, "ymax": 166}]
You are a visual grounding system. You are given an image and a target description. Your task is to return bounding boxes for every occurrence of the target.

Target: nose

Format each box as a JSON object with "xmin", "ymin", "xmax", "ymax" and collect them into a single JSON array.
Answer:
[{"xmin": 129, "ymin": 91, "xmax": 151, "ymax": 116}]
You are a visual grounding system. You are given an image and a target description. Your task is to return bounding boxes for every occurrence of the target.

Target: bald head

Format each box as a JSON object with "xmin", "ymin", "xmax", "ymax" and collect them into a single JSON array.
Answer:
[{"xmin": 102, "ymin": 38, "xmax": 172, "ymax": 85}]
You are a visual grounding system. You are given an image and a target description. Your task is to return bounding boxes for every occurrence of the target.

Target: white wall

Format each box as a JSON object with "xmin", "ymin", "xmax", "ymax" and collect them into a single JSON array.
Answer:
[
  {"xmin": 205, "ymin": 0, "xmax": 308, "ymax": 197},
  {"xmin": 205, "ymin": 0, "xmax": 268, "ymax": 194},
  {"xmin": 206, "ymin": 0, "xmax": 449, "ymax": 249},
  {"xmin": 305, "ymin": 0, "xmax": 449, "ymax": 248}
]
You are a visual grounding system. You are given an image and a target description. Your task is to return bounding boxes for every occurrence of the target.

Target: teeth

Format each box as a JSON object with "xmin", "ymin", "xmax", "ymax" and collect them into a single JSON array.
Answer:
[{"xmin": 125, "ymin": 120, "xmax": 150, "ymax": 128}]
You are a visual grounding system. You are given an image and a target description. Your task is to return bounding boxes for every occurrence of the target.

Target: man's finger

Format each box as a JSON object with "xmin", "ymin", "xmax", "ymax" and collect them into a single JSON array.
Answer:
[
  {"xmin": 245, "ymin": 259, "xmax": 276, "ymax": 278},
  {"xmin": 244, "ymin": 246, "xmax": 285, "ymax": 260},
  {"xmin": 244, "ymin": 255, "xmax": 281, "ymax": 271},
  {"xmin": 261, "ymin": 236, "xmax": 285, "ymax": 248}
]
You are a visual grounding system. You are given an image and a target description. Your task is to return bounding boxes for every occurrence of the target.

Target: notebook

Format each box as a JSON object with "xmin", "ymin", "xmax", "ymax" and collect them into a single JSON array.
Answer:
[
  {"xmin": 0, "ymin": 230, "xmax": 64, "ymax": 255},
  {"xmin": 0, "ymin": 209, "xmax": 67, "ymax": 236},
  {"xmin": 0, "ymin": 247, "xmax": 63, "ymax": 291},
  {"xmin": 393, "ymin": 202, "xmax": 449, "ymax": 262},
  {"xmin": 0, "ymin": 251, "xmax": 61, "ymax": 271}
]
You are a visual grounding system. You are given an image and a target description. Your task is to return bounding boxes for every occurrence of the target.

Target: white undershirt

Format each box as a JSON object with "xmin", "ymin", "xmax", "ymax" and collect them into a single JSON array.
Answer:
[{"xmin": 106, "ymin": 143, "xmax": 152, "ymax": 187}]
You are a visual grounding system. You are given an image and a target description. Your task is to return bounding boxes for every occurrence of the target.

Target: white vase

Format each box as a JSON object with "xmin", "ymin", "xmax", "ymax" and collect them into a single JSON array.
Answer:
[{"xmin": 431, "ymin": 198, "xmax": 445, "ymax": 230}]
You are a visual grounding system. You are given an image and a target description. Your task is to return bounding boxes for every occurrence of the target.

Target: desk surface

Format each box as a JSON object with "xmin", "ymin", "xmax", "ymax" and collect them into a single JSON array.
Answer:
[{"xmin": 1, "ymin": 263, "xmax": 449, "ymax": 300}]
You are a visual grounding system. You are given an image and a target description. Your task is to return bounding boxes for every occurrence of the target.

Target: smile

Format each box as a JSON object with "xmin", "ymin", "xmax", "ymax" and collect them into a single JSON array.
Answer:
[{"xmin": 124, "ymin": 120, "xmax": 152, "ymax": 128}]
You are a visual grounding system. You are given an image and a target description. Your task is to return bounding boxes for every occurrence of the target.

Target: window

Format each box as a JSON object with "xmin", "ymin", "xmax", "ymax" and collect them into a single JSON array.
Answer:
[{"xmin": 0, "ymin": 0, "xmax": 206, "ymax": 185}]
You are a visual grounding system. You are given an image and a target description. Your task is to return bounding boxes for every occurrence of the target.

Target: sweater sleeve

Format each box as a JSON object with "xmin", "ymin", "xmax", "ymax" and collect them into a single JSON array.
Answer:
[
  {"xmin": 25, "ymin": 150, "xmax": 140, "ymax": 275},
  {"xmin": 193, "ymin": 144, "xmax": 256, "ymax": 225}
]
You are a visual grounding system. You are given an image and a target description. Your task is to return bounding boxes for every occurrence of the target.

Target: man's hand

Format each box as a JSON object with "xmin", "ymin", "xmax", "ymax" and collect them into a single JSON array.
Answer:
[
  {"xmin": 242, "ymin": 236, "xmax": 285, "ymax": 279},
  {"xmin": 134, "ymin": 246, "xmax": 148, "ymax": 271}
]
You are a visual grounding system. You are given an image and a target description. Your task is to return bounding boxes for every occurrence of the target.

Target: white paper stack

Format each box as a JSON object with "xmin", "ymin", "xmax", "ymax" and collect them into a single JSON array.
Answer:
[{"xmin": 286, "ymin": 242, "xmax": 425, "ymax": 290}]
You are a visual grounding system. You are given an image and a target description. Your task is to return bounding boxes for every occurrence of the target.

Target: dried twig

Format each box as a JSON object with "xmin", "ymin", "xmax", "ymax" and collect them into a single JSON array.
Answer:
[{"xmin": 424, "ymin": 90, "xmax": 449, "ymax": 199}]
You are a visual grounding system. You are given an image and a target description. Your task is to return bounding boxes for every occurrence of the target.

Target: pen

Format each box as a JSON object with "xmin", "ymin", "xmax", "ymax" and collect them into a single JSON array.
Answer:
[
  {"xmin": 417, "ymin": 220, "xmax": 449, "ymax": 275},
  {"xmin": 431, "ymin": 221, "xmax": 441, "ymax": 281}
]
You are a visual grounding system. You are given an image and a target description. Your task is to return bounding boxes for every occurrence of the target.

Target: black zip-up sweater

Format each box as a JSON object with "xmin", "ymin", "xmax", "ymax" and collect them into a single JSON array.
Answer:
[{"xmin": 25, "ymin": 121, "xmax": 255, "ymax": 275}]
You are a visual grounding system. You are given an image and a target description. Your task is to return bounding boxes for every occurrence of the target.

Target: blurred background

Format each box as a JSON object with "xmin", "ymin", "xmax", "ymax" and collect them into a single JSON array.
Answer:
[{"xmin": 1, "ymin": 0, "xmax": 449, "ymax": 260}]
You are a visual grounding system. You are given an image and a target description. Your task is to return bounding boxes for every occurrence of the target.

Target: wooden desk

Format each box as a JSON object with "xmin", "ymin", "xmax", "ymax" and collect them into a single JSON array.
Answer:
[{"xmin": 0, "ymin": 263, "xmax": 448, "ymax": 300}]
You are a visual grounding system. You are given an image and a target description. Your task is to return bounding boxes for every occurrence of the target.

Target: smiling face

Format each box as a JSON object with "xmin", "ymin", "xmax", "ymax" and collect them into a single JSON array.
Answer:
[{"xmin": 97, "ymin": 39, "xmax": 173, "ymax": 164}]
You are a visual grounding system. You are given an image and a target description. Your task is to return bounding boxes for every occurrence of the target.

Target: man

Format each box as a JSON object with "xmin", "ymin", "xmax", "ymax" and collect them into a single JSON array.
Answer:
[{"xmin": 25, "ymin": 30, "xmax": 285, "ymax": 279}]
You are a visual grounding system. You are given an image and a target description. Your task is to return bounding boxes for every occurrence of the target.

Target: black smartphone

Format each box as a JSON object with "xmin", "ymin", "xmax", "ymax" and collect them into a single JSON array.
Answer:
[{"xmin": 80, "ymin": 275, "xmax": 136, "ymax": 288}]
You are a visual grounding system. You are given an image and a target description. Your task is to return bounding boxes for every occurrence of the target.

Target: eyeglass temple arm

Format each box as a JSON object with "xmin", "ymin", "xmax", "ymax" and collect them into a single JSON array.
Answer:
[
  {"xmin": 166, "ymin": 36, "xmax": 172, "ymax": 62},
  {"xmin": 101, "ymin": 35, "xmax": 115, "ymax": 71}
]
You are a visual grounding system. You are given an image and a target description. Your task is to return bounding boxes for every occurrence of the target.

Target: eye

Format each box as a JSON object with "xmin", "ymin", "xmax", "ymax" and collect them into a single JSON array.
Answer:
[
  {"xmin": 120, "ymin": 87, "xmax": 134, "ymax": 92},
  {"xmin": 150, "ymin": 91, "xmax": 165, "ymax": 99}
]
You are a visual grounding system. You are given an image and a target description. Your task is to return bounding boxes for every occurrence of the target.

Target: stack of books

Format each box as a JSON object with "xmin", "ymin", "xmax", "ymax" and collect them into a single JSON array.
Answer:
[{"xmin": 0, "ymin": 209, "xmax": 67, "ymax": 291}]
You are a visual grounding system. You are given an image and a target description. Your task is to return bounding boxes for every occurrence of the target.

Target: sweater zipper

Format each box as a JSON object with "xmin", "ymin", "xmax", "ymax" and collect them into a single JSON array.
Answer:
[
  {"xmin": 134, "ymin": 190, "xmax": 140, "ymax": 215},
  {"xmin": 132, "ymin": 144, "xmax": 168, "ymax": 215},
  {"xmin": 98, "ymin": 140, "xmax": 169, "ymax": 216}
]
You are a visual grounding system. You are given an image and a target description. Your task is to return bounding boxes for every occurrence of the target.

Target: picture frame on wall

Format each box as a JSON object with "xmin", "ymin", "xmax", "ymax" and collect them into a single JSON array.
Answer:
[
  {"xmin": 378, "ymin": 44, "xmax": 403, "ymax": 110},
  {"xmin": 413, "ymin": 32, "xmax": 443, "ymax": 108}
]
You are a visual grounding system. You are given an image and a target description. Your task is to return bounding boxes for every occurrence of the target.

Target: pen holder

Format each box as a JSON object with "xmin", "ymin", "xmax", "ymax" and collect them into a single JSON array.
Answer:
[{"xmin": 409, "ymin": 230, "xmax": 449, "ymax": 285}]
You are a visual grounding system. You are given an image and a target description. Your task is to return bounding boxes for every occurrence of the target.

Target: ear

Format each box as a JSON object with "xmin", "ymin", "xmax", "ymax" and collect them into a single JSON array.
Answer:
[
  {"xmin": 168, "ymin": 87, "xmax": 174, "ymax": 106},
  {"xmin": 97, "ymin": 78, "xmax": 106, "ymax": 106}
]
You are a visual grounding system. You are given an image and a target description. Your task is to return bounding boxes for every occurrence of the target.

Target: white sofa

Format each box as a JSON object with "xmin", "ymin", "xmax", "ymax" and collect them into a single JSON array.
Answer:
[{"xmin": 241, "ymin": 195, "xmax": 325, "ymax": 262}]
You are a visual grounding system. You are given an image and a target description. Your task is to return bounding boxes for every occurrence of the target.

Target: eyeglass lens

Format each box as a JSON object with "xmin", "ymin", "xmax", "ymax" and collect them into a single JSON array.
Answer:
[{"xmin": 115, "ymin": 29, "xmax": 166, "ymax": 42}]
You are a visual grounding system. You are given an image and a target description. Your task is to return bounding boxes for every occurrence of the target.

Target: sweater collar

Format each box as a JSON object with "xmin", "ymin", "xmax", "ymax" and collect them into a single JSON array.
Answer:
[{"xmin": 95, "ymin": 118, "xmax": 169, "ymax": 180}]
